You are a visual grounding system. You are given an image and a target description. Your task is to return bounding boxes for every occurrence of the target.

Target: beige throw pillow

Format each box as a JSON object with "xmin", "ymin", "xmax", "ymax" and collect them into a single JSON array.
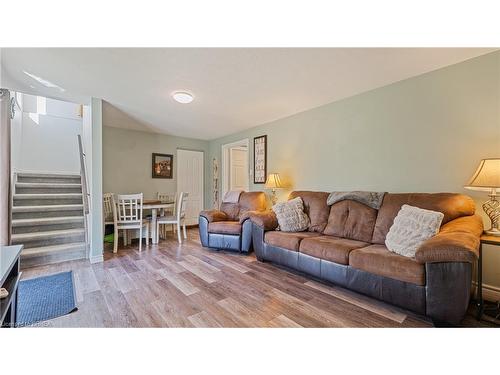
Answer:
[
  {"xmin": 385, "ymin": 204, "xmax": 444, "ymax": 258},
  {"xmin": 272, "ymin": 197, "xmax": 310, "ymax": 232}
]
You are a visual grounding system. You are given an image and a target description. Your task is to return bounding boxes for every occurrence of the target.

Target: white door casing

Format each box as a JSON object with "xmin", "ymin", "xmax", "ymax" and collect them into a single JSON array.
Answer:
[
  {"xmin": 177, "ymin": 149, "xmax": 204, "ymax": 226},
  {"xmin": 221, "ymin": 139, "xmax": 250, "ymax": 199},
  {"xmin": 229, "ymin": 147, "xmax": 249, "ymax": 191}
]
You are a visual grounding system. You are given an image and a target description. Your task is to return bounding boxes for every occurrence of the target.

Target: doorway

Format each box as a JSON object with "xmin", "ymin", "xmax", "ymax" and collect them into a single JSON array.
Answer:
[
  {"xmin": 221, "ymin": 139, "xmax": 249, "ymax": 199},
  {"xmin": 177, "ymin": 149, "xmax": 204, "ymax": 226}
]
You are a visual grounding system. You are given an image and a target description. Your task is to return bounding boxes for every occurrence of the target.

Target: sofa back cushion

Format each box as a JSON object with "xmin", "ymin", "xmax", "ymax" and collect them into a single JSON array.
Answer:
[
  {"xmin": 288, "ymin": 191, "xmax": 330, "ymax": 232},
  {"xmin": 323, "ymin": 200, "xmax": 378, "ymax": 242},
  {"xmin": 372, "ymin": 193, "xmax": 475, "ymax": 245},
  {"xmin": 239, "ymin": 191, "xmax": 266, "ymax": 212},
  {"xmin": 385, "ymin": 204, "xmax": 444, "ymax": 257},
  {"xmin": 220, "ymin": 191, "xmax": 266, "ymax": 220},
  {"xmin": 220, "ymin": 202, "xmax": 241, "ymax": 221},
  {"xmin": 272, "ymin": 197, "xmax": 310, "ymax": 232}
]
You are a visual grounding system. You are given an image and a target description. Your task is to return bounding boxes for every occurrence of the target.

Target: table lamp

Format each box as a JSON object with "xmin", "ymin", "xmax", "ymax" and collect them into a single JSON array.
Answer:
[
  {"xmin": 465, "ymin": 158, "xmax": 500, "ymax": 236},
  {"xmin": 265, "ymin": 173, "xmax": 283, "ymax": 205}
]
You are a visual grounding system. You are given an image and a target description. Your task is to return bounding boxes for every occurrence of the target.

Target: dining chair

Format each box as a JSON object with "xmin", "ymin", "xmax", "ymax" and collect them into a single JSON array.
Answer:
[
  {"xmin": 157, "ymin": 192, "xmax": 176, "ymax": 204},
  {"xmin": 103, "ymin": 193, "xmax": 115, "ymax": 235},
  {"xmin": 157, "ymin": 192, "xmax": 176, "ymax": 215},
  {"xmin": 157, "ymin": 192, "xmax": 177, "ymax": 238},
  {"xmin": 156, "ymin": 192, "xmax": 188, "ymax": 244},
  {"xmin": 112, "ymin": 193, "xmax": 150, "ymax": 253}
]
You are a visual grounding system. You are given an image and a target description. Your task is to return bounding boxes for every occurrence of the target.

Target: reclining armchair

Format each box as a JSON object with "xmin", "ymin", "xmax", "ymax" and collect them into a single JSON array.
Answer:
[{"xmin": 199, "ymin": 191, "xmax": 266, "ymax": 252}]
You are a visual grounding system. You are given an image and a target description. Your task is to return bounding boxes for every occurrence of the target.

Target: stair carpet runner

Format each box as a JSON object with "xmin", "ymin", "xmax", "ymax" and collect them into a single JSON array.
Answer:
[{"xmin": 11, "ymin": 173, "xmax": 87, "ymax": 268}]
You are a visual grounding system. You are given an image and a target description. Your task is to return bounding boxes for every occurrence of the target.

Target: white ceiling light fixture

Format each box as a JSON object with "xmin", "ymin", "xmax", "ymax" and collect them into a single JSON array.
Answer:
[{"xmin": 172, "ymin": 91, "xmax": 194, "ymax": 104}]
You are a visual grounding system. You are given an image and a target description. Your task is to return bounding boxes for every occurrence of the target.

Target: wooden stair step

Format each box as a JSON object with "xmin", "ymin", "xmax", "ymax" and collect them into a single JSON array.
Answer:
[
  {"xmin": 14, "ymin": 193, "xmax": 83, "ymax": 199},
  {"xmin": 12, "ymin": 204, "xmax": 84, "ymax": 219},
  {"xmin": 21, "ymin": 242, "xmax": 87, "ymax": 258},
  {"xmin": 12, "ymin": 204, "xmax": 84, "ymax": 212},
  {"xmin": 13, "ymin": 193, "xmax": 83, "ymax": 206},
  {"xmin": 16, "ymin": 173, "xmax": 82, "ymax": 184},
  {"xmin": 11, "ymin": 228, "xmax": 85, "ymax": 242},
  {"xmin": 20, "ymin": 242, "xmax": 87, "ymax": 268},
  {"xmin": 17, "ymin": 172, "xmax": 80, "ymax": 179},
  {"xmin": 12, "ymin": 216, "xmax": 84, "ymax": 227},
  {"xmin": 15, "ymin": 182, "xmax": 82, "ymax": 188}
]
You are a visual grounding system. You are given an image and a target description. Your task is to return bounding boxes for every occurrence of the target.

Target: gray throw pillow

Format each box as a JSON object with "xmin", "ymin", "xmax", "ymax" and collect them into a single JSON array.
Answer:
[
  {"xmin": 385, "ymin": 204, "xmax": 444, "ymax": 258},
  {"xmin": 272, "ymin": 197, "xmax": 310, "ymax": 232}
]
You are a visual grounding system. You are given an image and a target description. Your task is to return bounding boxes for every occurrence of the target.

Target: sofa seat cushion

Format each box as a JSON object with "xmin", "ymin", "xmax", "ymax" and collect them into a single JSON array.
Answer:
[
  {"xmin": 208, "ymin": 221, "xmax": 242, "ymax": 235},
  {"xmin": 349, "ymin": 244, "xmax": 425, "ymax": 285},
  {"xmin": 264, "ymin": 231, "xmax": 321, "ymax": 251},
  {"xmin": 299, "ymin": 236, "xmax": 369, "ymax": 265}
]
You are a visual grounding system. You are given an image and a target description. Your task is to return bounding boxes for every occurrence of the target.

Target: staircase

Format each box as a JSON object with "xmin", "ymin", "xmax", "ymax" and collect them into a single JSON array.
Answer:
[{"xmin": 11, "ymin": 172, "xmax": 88, "ymax": 268}]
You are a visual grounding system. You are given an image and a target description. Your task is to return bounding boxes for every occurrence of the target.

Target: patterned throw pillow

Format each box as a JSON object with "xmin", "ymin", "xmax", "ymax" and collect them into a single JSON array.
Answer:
[
  {"xmin": 272, "ymin": 197, "xmax": 310, "ymax": 232},
  {"xmin": 385, "ymin": 204, "xmax": 444, "ymax": 257}
]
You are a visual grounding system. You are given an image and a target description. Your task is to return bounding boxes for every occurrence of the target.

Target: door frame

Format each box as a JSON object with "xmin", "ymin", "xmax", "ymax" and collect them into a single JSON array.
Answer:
[
  {"xmin": 176, "ymin": 148, "xmax": 204, "ymax": 224},
  {"xmin": 221, "ymin": 138, "xmax": 249, "ymax": 198}
]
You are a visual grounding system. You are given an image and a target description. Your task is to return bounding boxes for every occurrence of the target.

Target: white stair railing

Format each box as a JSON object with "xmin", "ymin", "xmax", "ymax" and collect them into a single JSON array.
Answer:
[{"xmin": 77, "ymin": 135, "xmax": 90, "ymax": 252}]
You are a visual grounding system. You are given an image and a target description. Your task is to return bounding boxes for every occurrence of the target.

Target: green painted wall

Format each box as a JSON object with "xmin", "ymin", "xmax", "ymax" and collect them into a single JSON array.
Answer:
[
  {"xmin": 103, "ymin": 126, "xmax": 210, "ymax": 202},
  {"xmin": 100, "ymin": 52, "xmax": 500, "ymax": 290},
  {"xmin": 207, "ymin": 51, "xmax": 500, "ymax": 289}
]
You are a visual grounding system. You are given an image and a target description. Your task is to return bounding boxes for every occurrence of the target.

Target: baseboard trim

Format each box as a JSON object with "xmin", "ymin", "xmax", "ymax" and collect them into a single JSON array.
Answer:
[
  {"xmin": 89, "ymin": 254, "xmax": 104, "ymax": 264},
  {"xmin": 473, "ymin": 282, "xmax": 500, "ymax": 302}
]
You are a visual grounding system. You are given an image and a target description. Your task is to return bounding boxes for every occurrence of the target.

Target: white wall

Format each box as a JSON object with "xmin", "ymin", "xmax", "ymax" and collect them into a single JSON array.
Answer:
[
  {"xmin": 10, "ymin": 92, "xmax": 22, "ymax": 171},
  {"xmin": 82, "ymin": 104, "xmax": 92, "ymax": 259},
  {"xmin": 11, "ymin": 93, "xmax": 83, "ymax": 174},
  {"xmin": 89, "ymin": 98, "xmax": 103, "ymax": 263},
  {"xmin": 0, "ymin": 89, "xmax": 11, "ymax": 246}
]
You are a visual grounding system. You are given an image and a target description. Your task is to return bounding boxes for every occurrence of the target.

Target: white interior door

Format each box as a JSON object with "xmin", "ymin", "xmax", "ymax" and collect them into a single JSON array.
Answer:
[
  {"xmin": 229, "ymin": 147, "xmax": 249, "ymax": 191},
  {"xmin": 177, "ymin": 149, "xmax": 204, "ymax": 226}
]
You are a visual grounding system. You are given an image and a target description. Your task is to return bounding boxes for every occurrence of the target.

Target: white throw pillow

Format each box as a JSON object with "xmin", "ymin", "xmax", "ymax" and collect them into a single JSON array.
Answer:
[
  {"xmin": 385, "ymin": 204, "xmax": 444, "ymax": 258},
  {"xmin": 272, "ymin": 197, "xmax": 310, "ymax": 232}
]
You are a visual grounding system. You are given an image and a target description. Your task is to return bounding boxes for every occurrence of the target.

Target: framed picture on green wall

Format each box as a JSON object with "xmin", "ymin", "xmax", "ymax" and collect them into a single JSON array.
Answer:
[{"xmin": 152, "ymin": 153, "xmax": 173, "ymax": 178}]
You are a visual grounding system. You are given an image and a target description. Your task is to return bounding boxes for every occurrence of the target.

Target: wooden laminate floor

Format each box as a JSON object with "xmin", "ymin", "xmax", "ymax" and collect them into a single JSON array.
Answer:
[{"xmin": 21, "ymin": 229, "xmax": 497, "ymax": 328}]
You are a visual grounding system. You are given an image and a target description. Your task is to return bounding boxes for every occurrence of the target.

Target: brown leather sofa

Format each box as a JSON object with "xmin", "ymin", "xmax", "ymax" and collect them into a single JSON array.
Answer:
[
  {"xmin": 199, "ymin": 191, "xmax": 266, "ymax": 252},
  {"xmin": 250, "ymin": 191, "xmax": 483, "ymax": 325}
]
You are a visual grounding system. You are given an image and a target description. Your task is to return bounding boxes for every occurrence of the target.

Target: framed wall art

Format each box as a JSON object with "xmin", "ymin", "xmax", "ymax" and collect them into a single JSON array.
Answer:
[
  {"xmin": 152, "ymin": 153, "xmax": 173, "ymax": 179},
  {"xmin": 253, "ymin": 135, "xmax": 267, "ymax": 184}
]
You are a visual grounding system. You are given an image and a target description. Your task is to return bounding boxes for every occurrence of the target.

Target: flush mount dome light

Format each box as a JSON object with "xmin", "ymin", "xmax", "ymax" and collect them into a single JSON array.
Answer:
[{"xmin": 172, "ymin": 91, "xmax": 194, "ymax": 104}]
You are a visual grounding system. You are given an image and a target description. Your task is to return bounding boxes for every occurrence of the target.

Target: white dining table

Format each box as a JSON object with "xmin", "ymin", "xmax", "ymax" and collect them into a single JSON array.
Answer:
[{"xmin": 143, "ymin": 200, "xmax": 175, "ymax": 244}]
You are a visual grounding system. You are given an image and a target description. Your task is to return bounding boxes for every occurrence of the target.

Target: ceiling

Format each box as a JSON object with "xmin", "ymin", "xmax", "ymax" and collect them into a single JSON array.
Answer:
[{"xmin": 1, "ymin": 48, "xmax": 496, "ymax": 140}]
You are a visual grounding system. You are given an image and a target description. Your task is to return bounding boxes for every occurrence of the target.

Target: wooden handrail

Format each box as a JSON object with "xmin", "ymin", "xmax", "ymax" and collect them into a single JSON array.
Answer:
[{"xmin": 77, "ymin": 135, "xmax": 90, "ymax": 215}]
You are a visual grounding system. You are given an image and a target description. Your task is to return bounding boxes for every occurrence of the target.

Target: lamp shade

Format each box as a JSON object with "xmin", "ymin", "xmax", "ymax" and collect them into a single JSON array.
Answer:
[
  {"xmin": 465, "ymin": 158, "xmax": 500, "ymax": 191},
  {"xmin": 265, "ymin": 173, "xmax": 283, "ymax": 189}
]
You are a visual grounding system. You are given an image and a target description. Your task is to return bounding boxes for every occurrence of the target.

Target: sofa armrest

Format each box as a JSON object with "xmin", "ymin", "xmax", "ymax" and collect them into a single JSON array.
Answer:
[
  {"xmin": 415, "ymin": 215, "xmax": 483, "ymax": 264},
  {"xmin": 199, "ymin": 209, "xmax": 228, "ymax": 223},
  {"xmin": 239, "ymin": 210, "xmax": 263, "ymax": 224},
  {"xmin": 246, "ymin": 210, "xmax": 278, "ymax": 231}
]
